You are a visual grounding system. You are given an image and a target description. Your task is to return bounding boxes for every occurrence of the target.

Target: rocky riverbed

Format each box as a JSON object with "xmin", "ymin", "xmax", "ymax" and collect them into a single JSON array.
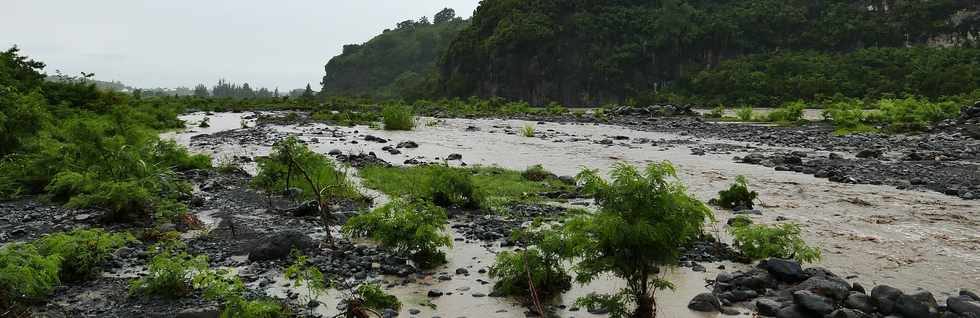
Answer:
[{"xmin": 3, "ymin": 107, "xmax": 979, "ymax": 317}]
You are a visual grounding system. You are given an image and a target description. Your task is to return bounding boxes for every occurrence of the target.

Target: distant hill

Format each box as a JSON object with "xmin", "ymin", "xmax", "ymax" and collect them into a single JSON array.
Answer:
[
  {"xmin": 320, "ymin": 8, "xmax": 468, "ymax": 100},
  {"xmin": 438, "ymin": 0, "xmax": 980, "ymax": 106}
]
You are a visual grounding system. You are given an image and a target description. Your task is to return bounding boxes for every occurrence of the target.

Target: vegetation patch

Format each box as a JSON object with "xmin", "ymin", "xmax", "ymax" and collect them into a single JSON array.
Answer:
[
  {"xmin": 129, "ymin": 243, "xmax": 209, "ymax": 298},
  {"xmin": 356, "ymin": 283, "xmax": 402, "ymax": 312},
  {"xmin": 727, "ymin": 217, "xmax": 821, "ymax": 264},
  {"xmin": 34, "ymin": 228, "xmax": 132, "ymax": 282},
  {"xmin": 488, "ymin": 222, "xmax": 571, "ymax": 303},
  {"xmin": 0, "ymin": 243, "xmax": 61, "ymax": 307},
  {"xmin": 359, "ymin": 165, "xmax": 572, "ymax": 210},
  {"xmin": 342, "ymin": 198, "xmax": 451, "ymax": 267},
  {"xmin": 381, "ymin": 105, "xmax": 415, "ymax": 131},
  {"xmin": 710, "ymin": 176, "xmax": 758, "ymax": 211}
]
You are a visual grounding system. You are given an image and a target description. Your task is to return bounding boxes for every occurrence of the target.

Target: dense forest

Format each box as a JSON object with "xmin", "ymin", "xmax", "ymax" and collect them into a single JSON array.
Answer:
[
  {"xmin": 437, "ymin": 0, "xmax": 980, "ymax": 106},
  {"xmin": 320, "ymin": 8, "xmax": 468, "ymax": 100}
]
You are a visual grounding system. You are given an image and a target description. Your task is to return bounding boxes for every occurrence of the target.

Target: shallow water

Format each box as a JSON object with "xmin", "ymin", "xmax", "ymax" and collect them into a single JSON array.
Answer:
[{"xmin": 165, "ymin": 112, "xmax": 980, "ymax": 316}]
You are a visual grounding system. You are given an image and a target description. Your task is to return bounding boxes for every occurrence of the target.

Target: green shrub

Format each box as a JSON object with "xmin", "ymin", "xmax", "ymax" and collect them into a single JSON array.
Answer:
[
  {"xmin": 195, "ymin": 266, "xmax": 290, "ymax": 318},
  {"xmin": 736, "ymin": 107, "xmax": 754, "ymax": 121},
  {"xmin": 198, "ymin": 117, "xmax": 210, "ymax": 128},
  {"xmin": 130, "ymin": 245, "xmax": 210, "ymax": 298},
  {"xmin": 357, "ymin": 283, "xmax": 401, "ymax": 311},
  {"xmin": 710, "ymin": 176, "xmax": 758, "ymax": 211},
  {"xmin": 557, "ymin": 162, "xmax": 714, "ymax": 317},
  {"xmin": 0, "ymin": 243, "xmax": 61, "ymax": 304},
  {"xmin": 521, "ymin": 164, "xmax": 552, "ymax": 182},
  {"xmin": 381, "ymin": 105, "xmax": 414, "ymax": 130},
  {"xmin": 767, "ymin": 101, "xmax": 806, "ymax": 122},
  {"xmin": 545, "ymin": 102, "xmax": 566, "ymax": 115},
  {"xmin": 34, "ymin": 229, "xmax": 132, "ymax": 282},
  {"xmin": 706, "ymin": 105, "xmax": 725, "ymax": 118},
  {"xmin": 430, "ymin": 166, "xmax": 483, "ymax": 209},
  {"xmin": 822, "ymin": 100, "xmax": 877, "ymax": 134},
  {"xmin": 489, "ymin": 249, "xmax": 571, "ymax": 300},
  {"xmin": 875, "ymin": 97, "xmax": 961, "ymax": 132},
  {"xmin": 728, "ymin": 222, "xmax": 821, "ymax": 263},
  {"xmin": 342, "ymin": 198, "xmax": 451, "ymax": 267},
  {"xmin": 521, "ymin": 124, "xmax": 535, "ymax": 137}
]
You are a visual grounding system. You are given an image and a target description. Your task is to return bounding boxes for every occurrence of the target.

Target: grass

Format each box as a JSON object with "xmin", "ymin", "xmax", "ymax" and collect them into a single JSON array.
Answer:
[
  {"xmin": 358, "ymin": 165, "xmax": 573, "ymax": 208},
  {"xmin": 311, "ymin": 110, "xmax": 380, "ymax": 127},
  {"xmin": 381, "ymin": 105, "xmax": 415, "ymax": 130},
  {"xmin": 521, "ymin": 124, "xmax": 535, "ymax": 137}
]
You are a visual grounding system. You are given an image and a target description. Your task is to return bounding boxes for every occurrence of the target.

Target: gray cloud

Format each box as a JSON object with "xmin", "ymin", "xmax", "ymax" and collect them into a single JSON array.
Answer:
[{"xmin": 2, "ymin": 0, "xmax": 479, "ymax": 90}]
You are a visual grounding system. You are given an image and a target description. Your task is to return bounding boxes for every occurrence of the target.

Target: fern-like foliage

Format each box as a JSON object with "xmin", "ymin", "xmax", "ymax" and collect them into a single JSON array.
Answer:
[
  {"xmin": 342, "ymin": 198, "xmax": 451, "ymax": 268},
  {"xmin": 728, "ymin": 220, "xmax": 821, "ymax": 264}
]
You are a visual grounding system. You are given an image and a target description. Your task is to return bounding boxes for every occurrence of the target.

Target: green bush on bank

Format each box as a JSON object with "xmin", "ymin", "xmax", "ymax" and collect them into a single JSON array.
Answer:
[
  {"xmin": 0, "ymin": 47, "xmax": 210, "ymax": 223},
  {"xmin": 0, "ymin": 228, "xmax": 131, "ymax": 308},
  {"xmin": 381, "ymin": 105, "xmax": 415, "ymax": 130},
  {"xmin": 34, "ymin": 229, "xmax": 132, "ymax": 282}
]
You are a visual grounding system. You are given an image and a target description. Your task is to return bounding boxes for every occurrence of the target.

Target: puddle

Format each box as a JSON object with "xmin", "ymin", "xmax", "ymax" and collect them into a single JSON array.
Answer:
[{"xmin": 164, "ymin": 112, "xmax": 980, "ymax": 315}]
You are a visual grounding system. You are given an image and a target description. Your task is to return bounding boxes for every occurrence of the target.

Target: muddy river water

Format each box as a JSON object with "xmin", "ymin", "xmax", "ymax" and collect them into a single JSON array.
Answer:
[{"xmin": 164, "ymin": 112, "xmax": 980, "ymax": 317}]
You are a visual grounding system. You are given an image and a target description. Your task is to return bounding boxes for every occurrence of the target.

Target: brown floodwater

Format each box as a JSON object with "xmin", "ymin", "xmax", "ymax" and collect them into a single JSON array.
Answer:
[{"xmin": 164, "ymin": 112, "xmax": 980, "ymax": 317}]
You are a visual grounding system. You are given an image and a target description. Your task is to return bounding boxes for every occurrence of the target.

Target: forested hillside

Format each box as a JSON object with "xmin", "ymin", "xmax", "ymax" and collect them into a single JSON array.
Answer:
[
  {"xmin": 320, "ymin": 8, "xmax": 468, "ymax": 100},
  {"xmin": 439, "ymin": 0, "xmax": 980, "ymax": 106}
]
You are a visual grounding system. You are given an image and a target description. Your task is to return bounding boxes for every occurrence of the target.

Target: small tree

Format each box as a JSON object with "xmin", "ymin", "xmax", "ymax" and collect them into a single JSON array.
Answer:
[
  {"xmin": 253, "ymin": 136, "xmax": 359, "ymax": 243},
  {"xmin": 560, "ymin": 162, "xmax": 714, "ymax": 318}
]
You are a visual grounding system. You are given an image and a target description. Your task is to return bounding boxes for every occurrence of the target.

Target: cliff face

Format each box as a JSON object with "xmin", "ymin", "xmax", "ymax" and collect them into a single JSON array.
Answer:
[
  {"xmin": 440, "ymin": 0, "xmax": 980, "ymax": 106},
  {"xmin": 321, "ymin": 18, "xmax": 467, "ymax": 99}
]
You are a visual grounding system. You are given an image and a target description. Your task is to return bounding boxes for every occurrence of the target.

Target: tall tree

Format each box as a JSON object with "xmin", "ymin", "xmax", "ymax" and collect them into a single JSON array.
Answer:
[
  {"xmin": 301, "ymin": 84, "xmax": 315, "ymax": 100},
  {"xmin": 434, "ymin": 8, "xmax": 456, "ymax": 24},
  {"xmin": 192, "ymin": 84, "xmax": 209, "ymax": 97}
]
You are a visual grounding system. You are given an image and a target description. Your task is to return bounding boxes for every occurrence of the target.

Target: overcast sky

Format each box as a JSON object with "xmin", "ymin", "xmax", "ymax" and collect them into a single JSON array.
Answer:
[{"xmin": 2, "ymin": 0, "xmax": 479, "ymax": 90}]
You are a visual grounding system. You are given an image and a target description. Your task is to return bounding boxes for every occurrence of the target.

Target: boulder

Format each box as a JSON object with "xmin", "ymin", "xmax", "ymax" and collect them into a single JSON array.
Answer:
[
  {"xmin": 732, "ymin": 269, "xmax": 778, "ymax": 291},
  {"xmin": 760, "ymin": 258, "xmax": 805, "ymax": 282},
  {"xmin": 793, "ymin": 290, "xmax": 835, "ymax": 315},
  {"xmin": 894, "ymin": 294, "xmax": 931, "ymax": 318},
  {"xmin": 396, "ymin": 141, "xmax": 418, "ymax": 149},
  {"xmin": 870, "ymin": 285, "xmax": 904, "ymax": 315},
  {"xmin": 175, "ymin": 307, "xmax": 221, "ymax": 318},
  {"xmin": 776, "ymin": 305, "xmax": 820, "ymax": 318},
  {"xmin": 844, "ymin": 292, "xmax": 875, "ymax": 313},
  {"xmin": 856, "ymin": 149, "xmax": 882, "ymax": 159},
  {"xmin": 790, "ymin": 275, "xmax": 851, "ymax": 301},
  {"xmin": 826, "ymin": 308, "xmax": 871, "ymax": 318},
  {"xmin": 756, "ymin": 298, "xmax": 784, "ymax": 316},
  {"xmin": 688, "ymin": 293, "xmax": 722, "ymax": 312},
  {"xmin": 948, "ymin": 295, "xmax": 980, "ymax": 317},
  {"xmin": 248, "ymin": 231, "xmax": 315, "ymax": 261}
]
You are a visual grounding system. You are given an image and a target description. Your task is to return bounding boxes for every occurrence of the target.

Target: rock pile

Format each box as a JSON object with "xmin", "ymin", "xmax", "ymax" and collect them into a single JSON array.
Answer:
[{"xmin": 689, "ymin": 258, "xmax": 980, "ymax": 317}]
